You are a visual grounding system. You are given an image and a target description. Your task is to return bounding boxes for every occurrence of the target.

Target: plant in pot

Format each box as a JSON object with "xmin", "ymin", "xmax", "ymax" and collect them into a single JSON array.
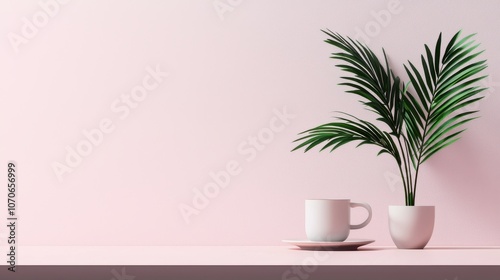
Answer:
[{"xmin": 292, "ymin": 30, "xmax": 487, "ymax": 249}]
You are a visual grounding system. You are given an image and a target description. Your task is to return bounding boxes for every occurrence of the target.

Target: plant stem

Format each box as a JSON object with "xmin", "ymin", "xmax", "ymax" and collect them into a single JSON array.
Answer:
[
  {"xmin": 412, "ymin": 101, "xmax": 433, "ymax": 206},
  {"xmin": 397, "ymin": 162, "xmax": 408, "ymax": 205},
  {"xmin": 412, "ymin": 162, "xmax": 421, "ymax": 206},
  {"xmin": 403, "ymin": 137, "xmax": 415, "ymax": 206},
  {"xmin": 396, "ymin": 137, "xmax": 413, "ymax": 206}
]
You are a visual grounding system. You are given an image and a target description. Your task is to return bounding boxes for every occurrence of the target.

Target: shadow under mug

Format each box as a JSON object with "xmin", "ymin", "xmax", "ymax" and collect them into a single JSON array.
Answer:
[{"xmin": 305, "ymin": 199, "xmax": 372, "ymax": 242}]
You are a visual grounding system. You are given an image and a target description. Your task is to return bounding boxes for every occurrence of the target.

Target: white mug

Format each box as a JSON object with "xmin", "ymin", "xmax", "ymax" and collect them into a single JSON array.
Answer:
[{"xmin": 305, "ymin": 199, "xmax": 372, "ymax": 242}]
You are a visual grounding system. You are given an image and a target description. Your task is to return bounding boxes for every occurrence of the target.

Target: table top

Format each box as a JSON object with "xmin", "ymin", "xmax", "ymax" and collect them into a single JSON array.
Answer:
[{"xmin": 17, "ymin": 245, "xmax": 500, "ymax": 266}]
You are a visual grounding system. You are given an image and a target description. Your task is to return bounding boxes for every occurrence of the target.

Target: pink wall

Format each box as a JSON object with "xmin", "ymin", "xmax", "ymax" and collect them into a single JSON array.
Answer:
[{"xmin": 0, "ymin": 0, "xmax": 499, "ymax": 246}]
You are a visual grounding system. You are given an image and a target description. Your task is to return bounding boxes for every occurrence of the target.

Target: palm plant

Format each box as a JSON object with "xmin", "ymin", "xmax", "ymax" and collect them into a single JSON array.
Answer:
[{"xmin": 293, "ymin": 30, "xmax": 487, "ymax": 206}]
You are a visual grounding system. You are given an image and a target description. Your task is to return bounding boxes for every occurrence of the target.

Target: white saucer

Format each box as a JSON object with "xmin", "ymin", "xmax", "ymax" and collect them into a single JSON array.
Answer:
[{"xmin": 282, "ymin": 239, "xmax": 375, "ymax": 250}]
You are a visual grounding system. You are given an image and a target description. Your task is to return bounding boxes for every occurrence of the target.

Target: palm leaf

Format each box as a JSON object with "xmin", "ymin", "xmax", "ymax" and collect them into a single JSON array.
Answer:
[
  {"xmin": 322, "ymin": 30, "xmax": 403, "ymax": 135},
  {"xmin": 404, "ymin": 31, "xmax": 487, "ymax": 165},
  {"xmin": 292, "ymin": 30, "xmax": 486, "ymax": 206},
  {"xmin": 292, "ymin": 113, "xmax": 401, "ymax": 165}
]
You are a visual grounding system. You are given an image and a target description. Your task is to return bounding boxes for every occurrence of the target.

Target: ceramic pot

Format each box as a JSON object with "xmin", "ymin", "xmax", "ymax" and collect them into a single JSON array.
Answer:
[{"xmin": 388, "ymin": 205, "xmax": 435, "ymax": 249}]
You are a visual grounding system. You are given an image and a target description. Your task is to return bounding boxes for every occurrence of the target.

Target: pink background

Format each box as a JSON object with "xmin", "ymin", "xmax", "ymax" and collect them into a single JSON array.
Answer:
[{"xmin": 0, "ymin": 0, "xmax": 499, "ymax": 246}]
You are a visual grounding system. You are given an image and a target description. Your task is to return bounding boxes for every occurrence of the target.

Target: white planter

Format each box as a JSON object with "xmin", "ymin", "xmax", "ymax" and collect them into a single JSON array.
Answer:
[{"xmin": 388, "ymin": 205, "xmax": 435, "ymax": 249}]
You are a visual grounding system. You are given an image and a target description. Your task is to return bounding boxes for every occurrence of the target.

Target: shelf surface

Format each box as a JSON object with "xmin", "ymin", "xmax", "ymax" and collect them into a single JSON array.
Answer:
[{"xmin": 16, "ymin": 245, "xmax": 500, "ymax": 266}]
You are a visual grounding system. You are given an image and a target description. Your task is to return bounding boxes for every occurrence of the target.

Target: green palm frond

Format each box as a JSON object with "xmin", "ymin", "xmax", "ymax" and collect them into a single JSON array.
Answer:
[
  {"xmin": 293, "ymin": 30, "xmax": 487, "ymax": 206},
  {"xmin": 292, "ymin": 113, "xmax": 401, "ymax": 165},
  {"xmin": 404, "ymin": 31, "xmax": 487, "ymax": 166},
  {"xmin": 323, "ymin": 30, "xmax": 404, "ymax": 135}
]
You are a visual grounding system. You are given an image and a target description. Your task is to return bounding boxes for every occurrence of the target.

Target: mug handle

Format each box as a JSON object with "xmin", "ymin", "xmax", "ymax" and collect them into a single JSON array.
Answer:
[{"xmin": 350, "ymin": 202, "xmax": 372, "ymax": 230}]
